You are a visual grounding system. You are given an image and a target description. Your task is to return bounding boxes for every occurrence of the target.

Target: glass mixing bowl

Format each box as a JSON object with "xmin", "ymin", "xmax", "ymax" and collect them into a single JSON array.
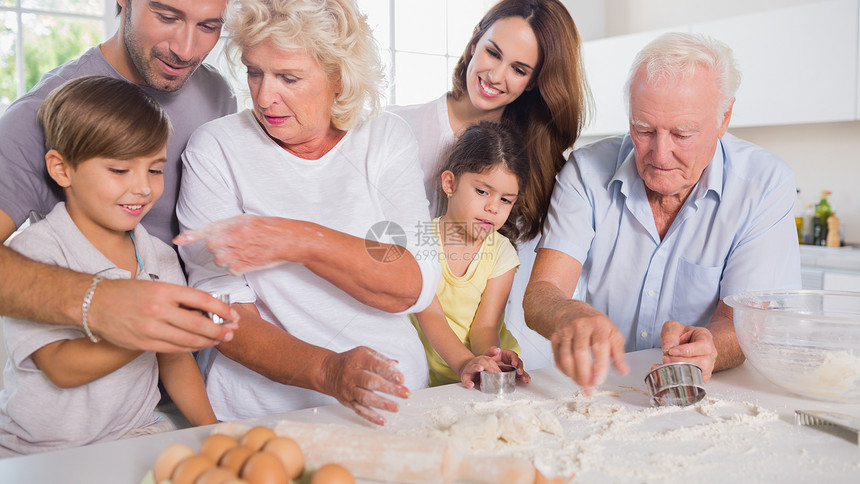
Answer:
[{"xmin": 725, "ymin": 290, "xmax": 860, "ymax": 403}]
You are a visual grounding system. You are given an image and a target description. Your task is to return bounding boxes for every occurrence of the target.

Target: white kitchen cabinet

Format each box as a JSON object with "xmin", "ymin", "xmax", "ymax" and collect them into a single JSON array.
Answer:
[
  {"xmin": 800, "ymin": 246, "xmax": 860, "ymax": 291},
  {"xmin": 582, "ymin": 0, "xmax": 860, "ymax": 136},
  {"xmin": 581, "ymin": 28, "xmax": 675, "ymax": 136},
  {"xmin": 823, "ymin": 271, "xmax": 860, "ymax": 291},
  {"xmin": 691, "ymin": 0, "xmax": 858, "ymax": 127},
  {"xmin": 857, "ymin": 0, "xmax": 860, "ymax": 120}
]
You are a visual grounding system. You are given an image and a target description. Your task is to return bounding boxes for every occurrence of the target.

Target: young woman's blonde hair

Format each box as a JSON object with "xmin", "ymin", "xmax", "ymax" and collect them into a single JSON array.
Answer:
[
  {"xmin": 38, "ymin": 75, "xmax": 170, "ymax": 168},
  {"xmin": 451, "ymin": 0, "xmax": 592, "ymax": 241},
  {"xmin": 225, "ymin": 0, "xmax": 384, "ymax": 130}
]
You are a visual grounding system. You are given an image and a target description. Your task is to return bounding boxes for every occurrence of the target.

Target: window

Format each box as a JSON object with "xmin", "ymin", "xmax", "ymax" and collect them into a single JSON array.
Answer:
[
  {"xmin": 224, "ymin": 1, "xmax": 494, "ymax": 109},
  {"xmin": 359, "ymin": 0, "xmax": 494, "ymax": 106},
  {"xmin": 0, "ymin": 1, "xmax": 107, "ymax": 113},
  {"xmin": 0, "ymin": 1, "xmax": 493, "ymax": 112}
]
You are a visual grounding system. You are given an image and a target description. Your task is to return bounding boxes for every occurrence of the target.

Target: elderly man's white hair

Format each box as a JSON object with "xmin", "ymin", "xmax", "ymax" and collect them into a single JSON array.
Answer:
[{"xmin": 623, "ymin": 32, "xmax": 742, "ymax": 125}]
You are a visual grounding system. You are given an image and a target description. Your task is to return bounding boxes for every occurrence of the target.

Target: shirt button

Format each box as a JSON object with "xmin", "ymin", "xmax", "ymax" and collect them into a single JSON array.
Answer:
[
  {"xmin": 647, "ymin": 290, "xmax": 655, "ymax": 296},
  {"xmin": 640, "ymin": 331, "xmax": 648, "ymax": 338}
]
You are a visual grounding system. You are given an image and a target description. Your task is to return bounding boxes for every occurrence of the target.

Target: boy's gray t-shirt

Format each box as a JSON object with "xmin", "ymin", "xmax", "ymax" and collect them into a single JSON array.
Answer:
[
  {"xmin": 0, "ymin": 202, "xmax": 186, "ymax": 456},
  {"xmin": 0, "ymin": 46, "xmax": 237, "ymax": 245}
]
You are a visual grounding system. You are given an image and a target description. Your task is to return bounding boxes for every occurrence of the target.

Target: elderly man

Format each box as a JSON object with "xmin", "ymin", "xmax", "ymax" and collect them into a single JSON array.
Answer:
[
  {"xmin": 523, "ymin": 32, "xmax": 801, "ymax": 393},
  {"xmin": 0, "ymin": 0, "xmax": 237, "ymax": 352}
]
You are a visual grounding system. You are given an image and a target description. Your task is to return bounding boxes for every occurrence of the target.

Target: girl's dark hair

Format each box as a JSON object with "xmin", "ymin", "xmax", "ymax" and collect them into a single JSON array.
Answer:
[
  {"xmin": 442, "ymin": 120, "xmax": 529, "ymax": 245},
  {"xmin": 451, "ymin": 0, "xmax": 591, "ymax": 240}
]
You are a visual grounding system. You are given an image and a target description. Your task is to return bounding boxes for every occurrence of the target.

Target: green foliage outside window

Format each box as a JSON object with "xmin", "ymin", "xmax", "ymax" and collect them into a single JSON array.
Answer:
[{"xmin": 1, "ymin": 14, "xmax": 101, "ymax": 107}]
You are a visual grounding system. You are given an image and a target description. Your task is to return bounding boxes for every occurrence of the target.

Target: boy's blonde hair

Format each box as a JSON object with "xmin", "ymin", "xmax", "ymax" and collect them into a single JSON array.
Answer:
[{"xmin": 38, "ymin": 75, "xmax": 171, "ymax": 168}]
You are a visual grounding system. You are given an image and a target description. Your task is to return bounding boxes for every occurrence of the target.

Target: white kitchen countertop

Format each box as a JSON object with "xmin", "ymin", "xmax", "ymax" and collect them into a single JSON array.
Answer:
[
  {"xmin": 800, "ymin": 245, "xmax": 860, "ymax": 272},
  {"xmin": 1, "ymin": 348, "xmax": 858, "ymax": 483}
]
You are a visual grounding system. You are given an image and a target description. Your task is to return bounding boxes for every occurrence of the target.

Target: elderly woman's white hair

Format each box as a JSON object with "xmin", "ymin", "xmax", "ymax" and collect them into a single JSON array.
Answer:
[
  {"xmin": 624, "ymin": 32, "xmax": 742, "ymax": 124},
  {"xmin": 225, "ymin": 0, "xmax": 384, "ymax": 130}
]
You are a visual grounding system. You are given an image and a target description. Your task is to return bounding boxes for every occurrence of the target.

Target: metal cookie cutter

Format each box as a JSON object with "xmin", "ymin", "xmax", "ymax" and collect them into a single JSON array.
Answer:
[
  {"xmin": 207, "ymin": 292, "xmax": 232, "ymax": 325},
  {"xmin": 645, "ymin": 362, "xmax": 707, "ymax": 407},
  {"xmin": 480, "ymin": 363, "xmax": 517, "ymax": 395}
]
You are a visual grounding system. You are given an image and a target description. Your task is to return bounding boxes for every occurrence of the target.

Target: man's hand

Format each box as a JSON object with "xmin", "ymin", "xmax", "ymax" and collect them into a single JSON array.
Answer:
[
  {"xmin": 320, "ymin": 347, "xmax": 410, "ymax": 426},
  {"xmin": 657, "ymin": 320, "xmax": 718, "ymax": 381},
  {"xmin": 550, "ymin": 308, "xmax": 629, "ymax": 395},
  {"xmin": 88, "ymin": 279, "xmax": 238, "ymax": 353}
]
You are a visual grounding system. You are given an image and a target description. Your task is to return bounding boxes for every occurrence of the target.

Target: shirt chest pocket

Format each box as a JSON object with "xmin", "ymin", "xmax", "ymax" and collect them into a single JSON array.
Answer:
[{"xmin": 671, "ymin": 258, "xmax": 723, "ymax": 325}]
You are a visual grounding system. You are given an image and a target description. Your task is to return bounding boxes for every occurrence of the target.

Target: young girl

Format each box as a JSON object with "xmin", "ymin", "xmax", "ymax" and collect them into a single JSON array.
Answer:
[
  {"xmin": 0, "ymin": 76, "xmax": 217, "ymax": 457},
  {"xmin": 411, "ymin": 121, "xmax": 532, "ymax": 388}
]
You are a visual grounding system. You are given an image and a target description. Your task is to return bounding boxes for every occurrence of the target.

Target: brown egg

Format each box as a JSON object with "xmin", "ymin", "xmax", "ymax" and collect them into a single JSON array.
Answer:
[
  {"xmin": 195, "ymin": 466, "xmax": 238, "ymax": 484},
  {"xmin": 533, "ymin": 470, "xmax": 574, "ymax": 484},
  {"xmin": 310, "ymin": 463, "xmax": 355, "ymax": 484},
  {"xmin": 199, "ymin": 433, "xmax": 239, "ymax": 464},
  {"xmin": 172, "ymin": 455, "xmax": 215, "ymax": 484},
  {"xmin": 219, "ymin": 446, "xmax": 256, "ymax": 475},
  {"xmin": 153, "ymin": 442, "xmax": 196, "ymax": 482},
  {"xmin": 262, "ymin": 436, "xmax": 305, "ymax": 480},
  {"xmin": 241, "ymin": 451, "xmax": 289, "ymax": 484},
  {"xmin": 239, "ymin": 426, "xmax": 277, "ymax": 451}
]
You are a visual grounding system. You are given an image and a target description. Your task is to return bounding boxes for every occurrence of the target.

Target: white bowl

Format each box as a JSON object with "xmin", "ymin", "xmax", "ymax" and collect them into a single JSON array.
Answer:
[{"xmin": 725, "ymin": 290, "xmax": 860, "ymax": 403}]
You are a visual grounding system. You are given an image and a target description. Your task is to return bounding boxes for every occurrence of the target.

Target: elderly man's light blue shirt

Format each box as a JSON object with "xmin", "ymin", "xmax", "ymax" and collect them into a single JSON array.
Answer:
[{"xmin": 539, "ymin": 133, "xmax": 801, "ymax": 351}]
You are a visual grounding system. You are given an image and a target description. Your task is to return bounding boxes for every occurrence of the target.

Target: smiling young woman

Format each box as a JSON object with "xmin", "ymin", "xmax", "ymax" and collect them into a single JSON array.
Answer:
[{"xmin": 389, "ymin": 0, "xmax": 592, "ymax": 241}]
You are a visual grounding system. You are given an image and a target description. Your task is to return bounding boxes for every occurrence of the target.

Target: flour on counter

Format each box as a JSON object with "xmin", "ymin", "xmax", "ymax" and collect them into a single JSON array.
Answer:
[{"xmin": 389, "ymin": 386, "xmax": 856, "ymax": 482}]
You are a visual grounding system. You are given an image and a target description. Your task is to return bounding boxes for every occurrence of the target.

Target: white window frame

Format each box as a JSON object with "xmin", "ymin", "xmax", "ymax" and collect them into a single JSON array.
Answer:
[
  {"xmin": 3, "ymin": 1, "xmax": 488, "ymax": 109},
  {"xmin": 369, "ymin": 0, "xmax": 490, "ymax": 106},
  {"xmin": 0, "ymin": 1, "xmax": 112, "ymax": 103}
]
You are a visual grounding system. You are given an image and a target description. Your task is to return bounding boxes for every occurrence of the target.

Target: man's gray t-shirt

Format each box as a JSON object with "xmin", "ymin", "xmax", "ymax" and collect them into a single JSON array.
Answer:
[
  {"xmin": 0, "ymin": 203, "xmax": 186, "ymax": 456},
  {"xmin": 0, "ymin": 46, "xmax": 237, "ymax": 244}
]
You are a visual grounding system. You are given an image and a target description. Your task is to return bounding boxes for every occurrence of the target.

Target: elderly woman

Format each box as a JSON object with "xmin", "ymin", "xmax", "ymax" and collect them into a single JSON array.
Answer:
[{"xmin": 175, "ymin": 0, "xmax": 439, "ymax": 425}]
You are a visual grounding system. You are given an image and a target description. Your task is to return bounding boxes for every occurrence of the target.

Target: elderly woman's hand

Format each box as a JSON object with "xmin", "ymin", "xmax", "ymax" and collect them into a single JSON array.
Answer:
[
  {"xmin": 321, "ymin": 346, "xmax": 411, "ymax": 426},
  {"xmin": 174, "ymin": 214, "xmax": 315, "ymax": 275}
]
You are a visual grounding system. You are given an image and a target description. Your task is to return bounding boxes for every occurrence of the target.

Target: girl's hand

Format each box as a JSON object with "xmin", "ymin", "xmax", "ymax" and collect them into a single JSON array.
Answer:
[
  {"xmin": 458, "ymin": 347, "xmax": 532, "ymax": 388},
  {"xmin": 493, "ymin": 347, "xmax": 531, "ymax": 384},
  {"xmin": 458, "ymin": 355, "xmax": 502, "ymax": 389}
]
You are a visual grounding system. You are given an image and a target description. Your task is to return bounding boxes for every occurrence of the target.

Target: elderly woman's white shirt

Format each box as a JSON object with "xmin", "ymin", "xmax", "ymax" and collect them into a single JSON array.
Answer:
[{"xmin": 177, "ymin": 110, "xmax": 438, "ymax": 421}]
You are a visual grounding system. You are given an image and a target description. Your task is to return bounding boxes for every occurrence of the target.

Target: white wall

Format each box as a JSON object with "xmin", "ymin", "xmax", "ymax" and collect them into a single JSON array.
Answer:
[
  {"xmin": 604, "ymin": 0, "xmax": 817, "ymax": 36},
  {"xmin": 583, "ymin": 0, "xmax": 860, "ymax": 244}
]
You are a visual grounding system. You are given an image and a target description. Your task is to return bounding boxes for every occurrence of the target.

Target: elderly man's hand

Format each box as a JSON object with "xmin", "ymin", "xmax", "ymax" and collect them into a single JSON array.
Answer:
[
  {"xmin": 657, "ymin": 321, "xmax": 718, "ymax": 381},
  {"xmin": 550, "ymin": 309, "xmax": 629, "ymax": 395},
  {"xmin": 321, "ymin": 346, "xmax": 410, "ymax": 426},
  {"xmin": 174, "ymin": 214, "xmax": 310, "ymax": 275}
]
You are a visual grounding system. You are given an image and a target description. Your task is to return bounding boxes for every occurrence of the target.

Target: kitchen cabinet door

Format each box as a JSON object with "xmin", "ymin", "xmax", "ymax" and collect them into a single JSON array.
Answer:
[
  {"xmin": 581, "ymin": 28, "xmax": 676, "ymax": 137},
  {"xmin": 823, "ymin": 271, "xmax": 860, "ymax": 292},
  {"xmin": 691, "ymin": 0, "xmax": 859, "ymax": 127}
]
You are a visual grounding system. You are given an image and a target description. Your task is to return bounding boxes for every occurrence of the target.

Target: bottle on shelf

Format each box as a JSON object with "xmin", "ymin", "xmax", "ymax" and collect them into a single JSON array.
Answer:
[
  {"xmin": 814, "ymin": 190, "xmax": 832, "ymax": 246},
  {"xmin": 794, "ymin": 189, "xmax": 804, "ymax": 244},
  {"xmin": 826, "ymin": 213, "xmax": 841, "ymax": 247},
  {"xmin": 801, "ymin": 203, "xmax": 815, "ymax": 245}
]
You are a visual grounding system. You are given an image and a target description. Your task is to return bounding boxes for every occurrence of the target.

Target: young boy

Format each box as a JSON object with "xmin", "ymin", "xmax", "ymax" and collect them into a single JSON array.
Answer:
[{"xmin": 0, "ymin": 75, "xmax": 217, "ymax": 457}]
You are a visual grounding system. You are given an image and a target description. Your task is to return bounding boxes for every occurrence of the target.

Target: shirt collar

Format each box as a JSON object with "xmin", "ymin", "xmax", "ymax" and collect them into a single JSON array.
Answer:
[
  {"xmin": 44, "ymin": 202, "xmax": 161, "ymax": 280},
  {"xmin": 610, "ymin": 135, "xmax": 725, "ymax": 204}
]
